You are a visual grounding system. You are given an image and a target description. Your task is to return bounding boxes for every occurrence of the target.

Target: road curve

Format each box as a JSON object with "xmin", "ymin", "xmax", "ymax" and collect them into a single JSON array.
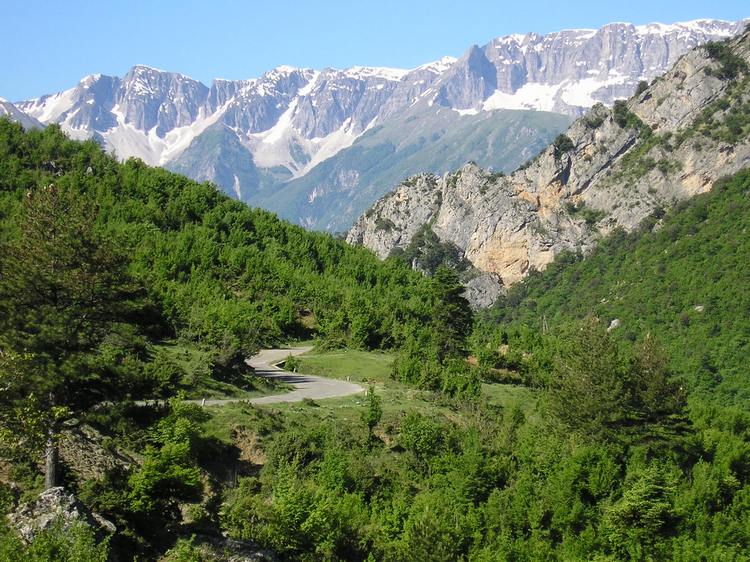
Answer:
[{"xmin": 198, "ymin": 346, "xmax": 364, "ymax": 406}]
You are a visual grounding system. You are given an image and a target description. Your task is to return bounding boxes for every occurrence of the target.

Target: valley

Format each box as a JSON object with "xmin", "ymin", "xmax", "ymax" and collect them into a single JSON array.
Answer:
[{"xmin": 1, "ymin": 11, "xmax": 750, "ymax": 562}]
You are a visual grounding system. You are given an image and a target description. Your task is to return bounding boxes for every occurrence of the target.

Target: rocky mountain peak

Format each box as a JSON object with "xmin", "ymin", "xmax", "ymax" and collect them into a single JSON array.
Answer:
[{"xmin": 117, "ymin": 65, "xmax": 210, "ymax": 136}]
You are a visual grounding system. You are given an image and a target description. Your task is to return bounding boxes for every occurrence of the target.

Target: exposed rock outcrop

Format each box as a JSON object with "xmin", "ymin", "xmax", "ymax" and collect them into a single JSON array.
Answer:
[
  {"xmin": 7, "ymin": 487, "xmax": 115, "ymax": 544},
  {"xmin": 464, "ymin": 272, "xmax": 506, "ymax": 309},
  {"xmin": 348, "ymin": 30, "xmax": 750, "ymax": 300},
  {"xmin": 181, "ymin": 536, "xmax": 278, "ymax": 562},
  {"xmin": 59, "ymin": 423, "xmax": 138, "ymax": 481}
]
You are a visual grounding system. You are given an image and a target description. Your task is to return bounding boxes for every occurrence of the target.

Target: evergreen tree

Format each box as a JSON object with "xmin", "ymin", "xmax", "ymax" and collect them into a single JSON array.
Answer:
[
  {"xmin": 0, "ymin": 185, "xmax": 141, "ymax": 487},
  {"xmin": 548, "ymin": 320, "xmax": 686, "ymax": 442},
  {"xmin": 430, "ymin": 266, "xmax": 473, "ymax": 360},
  {"xmin": 361, "ymin": 385, "xmax": 382, "ymax": 443}
]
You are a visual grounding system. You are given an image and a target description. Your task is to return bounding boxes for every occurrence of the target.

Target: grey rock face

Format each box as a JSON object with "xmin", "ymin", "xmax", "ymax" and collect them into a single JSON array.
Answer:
[
  {"xmin": 222, "ymin": 67, "xmax": 314, "ymax": 134},
  {"xmin": 293, "ymin": 68, "xmax": 402, "ymax": 138},
  {"xmin": 116, "ymin": 65, "xmax": 210, "ymax": 136},
  {"xmin": 348, "ymin": 173, "xmax": 443, "ymax": 257},
  {"xmin": 7, "ymin": 487, "xmax": 115, "ymax": 543},
  {"xmin": 349, "ymin": 30, "xmax": 750, "ymax": 297},
  {"xmin": 435, "ymin": 45, "xmax": 498, "ymax": 109},
  {"xmin": 188, "ymin": 536, "xmax": 278, "ymax": 562},
  {"xmin": 464, "ymin": 272, "xmax": 506, "ymax": 309},
  {"xmin": 468, "ymin": 20, "xmax": 750, "ymax": 114},
  {"xmin": 58, "ymin": 424, "xmax": 137, "ymax": 482}
]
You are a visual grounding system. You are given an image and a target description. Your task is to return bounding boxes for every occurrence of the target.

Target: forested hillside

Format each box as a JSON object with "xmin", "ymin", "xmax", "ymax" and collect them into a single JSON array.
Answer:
[
  {"xmin": 479, "ymin": 169, "xmax": 750, "ymax": 406},
  {"xmin": 0, "ymin": 119, "xmax": 471, "ymax": 559},
  {"xmin": 0, "ymin": 118, "xmax": 441, "ymax": 356}
]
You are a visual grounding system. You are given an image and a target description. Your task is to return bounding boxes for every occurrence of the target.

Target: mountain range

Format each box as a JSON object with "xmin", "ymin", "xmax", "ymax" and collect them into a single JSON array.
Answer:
[
  {"xmin": 348, "ymin": 24, "xmax": 750, "ymax": 306},
  {"xmin": 3, "ymin": 18, "xmax": 747, "ymax": 231}
]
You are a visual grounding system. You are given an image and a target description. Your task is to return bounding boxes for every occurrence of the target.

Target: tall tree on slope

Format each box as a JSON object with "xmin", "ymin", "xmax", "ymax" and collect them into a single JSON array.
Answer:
[{"xmin": 0, "ymin": 185, "xmax": 141, "ymax": 488}]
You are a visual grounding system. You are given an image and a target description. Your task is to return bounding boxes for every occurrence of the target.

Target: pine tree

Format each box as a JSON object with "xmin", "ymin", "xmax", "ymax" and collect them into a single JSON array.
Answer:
[
  {"xmin": 0, "ymin": 185, "xmax": 141, "ymax": 487},
  {"xmin": 430, "ymin": 266, "xmax": 473, "ymax": 360}
]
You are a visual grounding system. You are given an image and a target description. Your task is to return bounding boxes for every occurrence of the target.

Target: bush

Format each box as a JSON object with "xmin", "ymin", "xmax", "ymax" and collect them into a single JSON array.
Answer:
[
  {"xmin": 284, "ymin": 354, "xmax": 301, "ymax": 372},
  {"xmin": 440, "ymin": 358, "xmax": 481, "ymax": 399},
  {"xmin": 163, "ymin": 537, "xmax": 208, "ymax": 562},
  {"xmin": 564, "ymin": 201, "xmax": 606, "ymax": 226},
  {"xmin": 0, "ymin": 521, "xmax": 109, "ymax": 562},
  {"xmin": 553, "ymin": 134, "xmax": 575, "ymax": 160},
  {"xmin": 145, "ymin": 349, "xmax": 186, "ymax": 396},
  {"xmin": 399, "ymin": 413, "xmax": 446, "ymax": 462},
  {"xmin": 613, "ymin": 100, "xmax": 649, "ymax": 136},
  {"xmin": 585, "ymin": 114, "xmax": 604, "ymax": 129},
  {"xmin": 399, "ymin": 224, "xmax": 470, "ymax": 275},
  {"xmin": 705, "ymin": 41, "xmax": 748, "ymax": 80}
]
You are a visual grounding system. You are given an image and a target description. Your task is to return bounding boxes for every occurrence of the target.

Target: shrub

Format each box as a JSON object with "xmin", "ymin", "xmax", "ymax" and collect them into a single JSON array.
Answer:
[
  {"xmin": 705, "ymin": 41, "xmax": 748, "ymax": 80},
  {"xmin": 585, "ymin": 114, "xmax": 604, "ymax": 129},
  {"xmin": 399, "ymin": 412, "xmax": 446, "ymax": 461},
  {"xmin": 553, "ymin": 134, "xmax": 575, "ymax": 160},
  {"xmin": 613, "ymin": 100, "xmax": 649, "ymax": 136},
  {"xmin": 0, "ymin": 521, "xmax": 109, "ymax": 562},
  {"xmin": 284, "ymin": 354, "xmax": 301, "ymax": 372},
  {"xmin": 440, "ymin": 358, "xmax": 481, "ymax": 399},
  {"xmin": 374, "ymin": 217, "xmax": 396, "ymax": 232},
  {"xmin": 564, "ymin": 201, "xmax": 606, "ymax": 226}
]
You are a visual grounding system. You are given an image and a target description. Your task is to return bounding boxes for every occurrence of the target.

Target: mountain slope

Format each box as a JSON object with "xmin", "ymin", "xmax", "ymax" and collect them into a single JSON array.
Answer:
[
  {"xmin": 9, "ymin": 19, "xmax": 746, "ymax": 230},
  {"xmin": 348, "ymin": 28, "xmax": 750, "ymax": 294},
  {"xmin": 0, "ymin": 117, "xmax": 441, "ymax": 354},
  {"xmin": 0, "ymin": 99, "xmax": 41, "ymax": 130},
  {"xmin": 256, "ymin": 107, "xmax": 572, "ymax": 230},
  {"xmin": 485, "ymin": 168, "xmax": 750, "ymax": 406}
]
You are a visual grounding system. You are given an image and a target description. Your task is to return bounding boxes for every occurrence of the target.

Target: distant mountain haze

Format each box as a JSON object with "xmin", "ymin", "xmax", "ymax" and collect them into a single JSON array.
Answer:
[{"xmin": 4, "ymin": 18, "xmax": 747, "ymax": 231}]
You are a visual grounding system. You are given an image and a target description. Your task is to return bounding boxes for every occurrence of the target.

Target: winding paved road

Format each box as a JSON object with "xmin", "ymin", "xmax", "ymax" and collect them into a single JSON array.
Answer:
[{"xmin": 198, "ymin": 347, "xmax": 364, "ymax": 406}]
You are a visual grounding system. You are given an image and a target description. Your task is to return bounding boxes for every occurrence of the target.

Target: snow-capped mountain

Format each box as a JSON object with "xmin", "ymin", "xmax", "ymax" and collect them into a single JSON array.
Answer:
[
  {"xmin": 7, "ymin": 18, "xmax": 748, "ymax": 230},
  {"xmin": 431, "ymin": 19, "xmax": 748, "ymax": 114},
  {"xmin": 0, "ymin": 98, "xmax": 42, "ymax": 130}
]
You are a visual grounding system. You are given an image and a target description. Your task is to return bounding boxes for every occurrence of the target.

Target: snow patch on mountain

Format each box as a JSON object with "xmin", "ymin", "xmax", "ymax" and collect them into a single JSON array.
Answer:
[
  {"xmin": 634, "ymin": 19, "xmax": 737, "ymax": 36},
  {"xmin": 302, "ymin": 121, "xmax": 361, "ymax": 174},
  {"xmin": 416, "ymin": 56, "xmax": 458, "ymax": 74},
  {"xmin": 101, "ymin": 103, "xmax": 229, "ymax": 165},
  {"xmin": 22, "ymin": 88, "xmax": 78, "ymax": 123},
  {"xmin": 159, "ymin": 105, "xmax": 230, "ymax": 163},
  {"xmin": 343, "ymin": 66, "xmax": 408, "ymax": 81},
  {"xmin": 483, "ymin": 83, "xmax": 561, "ymax": 112},
  {"xmin": 232, "ymin": 174, "xmax": 242, "ymax": 199}
]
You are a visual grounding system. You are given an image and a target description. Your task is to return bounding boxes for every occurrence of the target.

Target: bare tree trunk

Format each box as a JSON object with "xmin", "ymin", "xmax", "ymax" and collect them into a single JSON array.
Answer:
[{"xmin": 44, "ymin": 429, "xmax": 59, "ymax": 489}]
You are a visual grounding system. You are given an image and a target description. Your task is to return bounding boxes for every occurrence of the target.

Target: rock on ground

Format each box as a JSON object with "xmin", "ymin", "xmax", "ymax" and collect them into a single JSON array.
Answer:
[{"xmin": 7, "ymin": 486, "xmax": 115, "ymax": 544}]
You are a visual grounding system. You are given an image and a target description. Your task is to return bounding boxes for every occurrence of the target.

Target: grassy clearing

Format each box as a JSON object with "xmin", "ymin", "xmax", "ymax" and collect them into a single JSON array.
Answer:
[
  {"xmin": 201, "ymin": 401, "xmax": 282, "ymax": 445},
  {"xmin": 295, "ymin": 348, "xmax": 394, "ymax": 383},
  {"xmin": 201, "ymin": 348, "xmax": 448, "ymax": 444},
  {"xmin": 200, "ymin": 347, "xmax": 540, "ymax": 451}
]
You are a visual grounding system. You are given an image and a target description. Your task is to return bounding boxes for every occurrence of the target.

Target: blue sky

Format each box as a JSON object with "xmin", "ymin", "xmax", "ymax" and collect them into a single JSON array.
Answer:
[{"xmin": 1, "ymin": 0, "xmax": 748, "ymax": 101}]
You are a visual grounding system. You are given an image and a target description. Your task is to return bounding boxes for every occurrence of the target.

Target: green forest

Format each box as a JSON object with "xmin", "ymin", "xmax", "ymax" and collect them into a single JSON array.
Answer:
[{"xmin": 1, "ymin": 119, "xmax": 749, "ymax": 561}]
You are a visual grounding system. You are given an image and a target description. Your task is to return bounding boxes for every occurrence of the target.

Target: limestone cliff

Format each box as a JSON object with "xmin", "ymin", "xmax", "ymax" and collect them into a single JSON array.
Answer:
[{"xmin": 348, "ymin": 29, "xmax": 750, "ymax": 298}]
